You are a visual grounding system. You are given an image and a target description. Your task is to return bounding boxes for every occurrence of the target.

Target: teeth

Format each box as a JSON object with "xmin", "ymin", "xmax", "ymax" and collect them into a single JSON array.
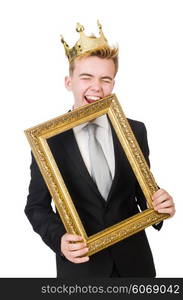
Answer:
[{"xmin": 85, "ymin": 96, "xmax": 101, "ymax": 101}]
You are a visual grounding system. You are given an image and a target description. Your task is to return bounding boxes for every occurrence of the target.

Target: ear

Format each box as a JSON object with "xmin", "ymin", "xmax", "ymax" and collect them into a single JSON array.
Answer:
[{"xmin": 65, "ymin": 76, "xmax": 72, "ymax": 91}]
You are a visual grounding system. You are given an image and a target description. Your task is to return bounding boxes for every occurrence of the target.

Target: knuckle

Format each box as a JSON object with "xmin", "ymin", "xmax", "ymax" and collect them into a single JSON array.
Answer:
[
  {"xmin": 70, "ymin": 251, "xmax": 76, "ymax": 258},
  {"xmin": 75, "ymin": 257, "xmax": 88, "ymax": 264},
  {"xmin": 80, "ymin": 247, "xmax": 88, "ymax": 254},
  {"xmin": 67, "ymin": 244, "xmax": 73, "ymax": 251},
  {"xmin": 69, "ymin": 242, "xmax": 83, "ymax": 251}
]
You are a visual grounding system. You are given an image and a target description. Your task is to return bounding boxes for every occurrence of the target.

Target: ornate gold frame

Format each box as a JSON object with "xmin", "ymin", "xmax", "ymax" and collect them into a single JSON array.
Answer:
[{"xmin": 24, "ymin": 94, "xmax": 169, "ymax": 256}]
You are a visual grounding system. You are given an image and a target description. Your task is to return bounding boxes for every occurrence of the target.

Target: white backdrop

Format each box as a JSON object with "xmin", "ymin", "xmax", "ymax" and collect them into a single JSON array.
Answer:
[{"xmin": 0, "ymin": 0, "xmax": 182, "ymax": 277}]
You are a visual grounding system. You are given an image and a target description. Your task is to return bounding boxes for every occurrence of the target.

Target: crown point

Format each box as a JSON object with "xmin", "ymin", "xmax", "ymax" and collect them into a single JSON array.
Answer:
[
  {"xmin": 97, "ymin": 20, "xmax": 102, "ymax": 30},
  {"xmin": 60, "ymin": 35, "xmax": 64, "ymax": 43},
  {"xmin": 76, "ymin": 23, "xmax": 84, "ymax": 33},
  {"xmin": 60, "ymin": 35, "xmax": 69, "ymax": 50}
]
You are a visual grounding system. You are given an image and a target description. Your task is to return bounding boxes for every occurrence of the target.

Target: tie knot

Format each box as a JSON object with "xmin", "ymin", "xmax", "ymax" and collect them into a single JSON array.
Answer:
[{"xmin": 87, "ymin": 122, "xmax": 98, "ymax": 135}]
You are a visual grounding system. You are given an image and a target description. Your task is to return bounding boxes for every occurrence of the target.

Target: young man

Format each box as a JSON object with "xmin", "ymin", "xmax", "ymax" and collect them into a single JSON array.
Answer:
[{"xmin": 25, "ymin": 22, "xmax": 175, "ymax": 278}]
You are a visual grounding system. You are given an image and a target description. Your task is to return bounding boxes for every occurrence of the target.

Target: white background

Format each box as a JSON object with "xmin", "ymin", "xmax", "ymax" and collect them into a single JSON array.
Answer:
[{"xmin": 0, "ymin": 0, "xmax": 182, "ymax": 277}]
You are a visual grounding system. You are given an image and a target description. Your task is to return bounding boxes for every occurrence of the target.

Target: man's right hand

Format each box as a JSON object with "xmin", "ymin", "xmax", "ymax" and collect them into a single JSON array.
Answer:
[{"xmin": 61, "ymin": 233, "xmax": 89, "ymax": 263}]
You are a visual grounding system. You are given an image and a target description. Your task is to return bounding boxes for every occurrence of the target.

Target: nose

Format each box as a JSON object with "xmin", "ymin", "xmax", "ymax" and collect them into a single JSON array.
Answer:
[{"xmin": 90, "ymin": 79, "xmax": 102, "ymax": 92}]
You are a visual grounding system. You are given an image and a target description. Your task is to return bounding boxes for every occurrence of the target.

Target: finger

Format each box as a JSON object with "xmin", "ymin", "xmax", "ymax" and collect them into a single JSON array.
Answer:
[
  {"xmin": 152, "ymin": 189, "xmax": 166, "ymax": 200},
  {"xmin": 67, "ymin": 242, "xmax": 87, "ymax": 251},
  {"xmin": 153, "ymin": 194, "xmax": 171, "ymax": 206},
  {"xmin": 154, "ymin": 199, "xmax": 174, "ymax": 210},
  {"xmin": 156, "ymin": 207, "xmax": 175, "ymax": 217},
  {"xmin": 69, "ymin": 256, "xmax": 90, "ymax": 264},
  {"xmin": 69, "ymin": 247, "xmax": 89, "ymax": 258},
  {"xmin": 64, "ymin": 234, "xmax": 83, "ymax": 243}
]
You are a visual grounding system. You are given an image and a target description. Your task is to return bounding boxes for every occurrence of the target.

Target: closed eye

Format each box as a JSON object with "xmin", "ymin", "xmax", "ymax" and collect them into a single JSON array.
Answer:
[
  {"xmin": 102, "ymin": 78, "xmax": 112, "ymax": 83},
  {"xmin": 101, "ymin": 76, "xmax": 113, "ymax": 83},
  {"xmin": 80, "ymin": 76, "xmax": 91, "ymax": 80}
]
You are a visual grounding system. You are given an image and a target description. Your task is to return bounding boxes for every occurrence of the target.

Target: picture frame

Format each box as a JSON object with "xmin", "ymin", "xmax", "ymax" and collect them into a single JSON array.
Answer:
[{"xmin": 24, "ymin": 94, "xmax": 169, "ymax": 256}]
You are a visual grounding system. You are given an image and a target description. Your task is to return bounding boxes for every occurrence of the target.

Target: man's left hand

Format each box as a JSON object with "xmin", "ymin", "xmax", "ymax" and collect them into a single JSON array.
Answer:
[{"xmin": 152, "ymin": 189, "xmax": 175, "ymax": 217}]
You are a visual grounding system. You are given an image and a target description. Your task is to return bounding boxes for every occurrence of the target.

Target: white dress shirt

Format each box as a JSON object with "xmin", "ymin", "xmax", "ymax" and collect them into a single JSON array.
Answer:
[{"xmin": 73, "ymin": 114, "xmax": 115, "ymax": 179}]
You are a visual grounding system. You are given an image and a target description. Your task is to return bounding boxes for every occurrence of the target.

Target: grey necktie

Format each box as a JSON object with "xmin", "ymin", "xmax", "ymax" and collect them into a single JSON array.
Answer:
[{"xmin": 88, "ymin": 122, "xmax": 112, "ymax": 200}]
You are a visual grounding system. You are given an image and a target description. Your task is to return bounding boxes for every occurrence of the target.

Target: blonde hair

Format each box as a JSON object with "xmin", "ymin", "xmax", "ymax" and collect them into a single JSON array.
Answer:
[{"xmin": 69, "ymin": 46, "xmax": 119, "ymax": 76}]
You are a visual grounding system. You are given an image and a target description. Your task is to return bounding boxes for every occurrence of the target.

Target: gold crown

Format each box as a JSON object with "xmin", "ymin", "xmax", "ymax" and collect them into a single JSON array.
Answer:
[{"xmin": 61, "ymin": 20, "xmax": 109, "ymax": 62}]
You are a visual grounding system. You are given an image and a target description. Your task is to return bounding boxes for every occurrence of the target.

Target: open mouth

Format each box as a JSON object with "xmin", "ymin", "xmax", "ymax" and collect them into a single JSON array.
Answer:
[{"xmin": 84, "ymin": 96, "xmax": 102, "ymax": 104}]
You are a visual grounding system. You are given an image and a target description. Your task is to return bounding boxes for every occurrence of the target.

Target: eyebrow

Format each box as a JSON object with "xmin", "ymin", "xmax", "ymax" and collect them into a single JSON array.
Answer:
[
  {"xmin": 79, "ymin": 73, "xmax": 93, "ymax": 77},
  {"xmin": 79, "ymin": 73, "xmax": 113, "ymax": 81}
]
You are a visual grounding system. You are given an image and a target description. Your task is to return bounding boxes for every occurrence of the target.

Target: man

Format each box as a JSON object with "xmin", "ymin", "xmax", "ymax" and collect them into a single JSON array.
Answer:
[{"xmin": 25, "ymin": 21, "xmax": 175, "ymax": 278}]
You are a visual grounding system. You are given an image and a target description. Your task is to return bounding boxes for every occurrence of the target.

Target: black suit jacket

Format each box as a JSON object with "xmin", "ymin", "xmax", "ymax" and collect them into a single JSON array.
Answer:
[{"xmin": 25, "ymin": 118, "xmax": 162, "ymax": 278}]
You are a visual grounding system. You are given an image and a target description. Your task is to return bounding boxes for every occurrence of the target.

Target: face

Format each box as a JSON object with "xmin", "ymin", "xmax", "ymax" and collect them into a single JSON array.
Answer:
[{"xmin": 65, "ymin": 56, "xmax": 116, "ymax": 109}]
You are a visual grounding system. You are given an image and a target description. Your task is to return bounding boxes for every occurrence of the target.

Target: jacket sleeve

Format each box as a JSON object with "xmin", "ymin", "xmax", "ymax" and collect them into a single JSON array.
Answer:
[
  {"xmin": 24, "ymin": 152, "xmax": 66, "ymax": 255},
  {"xmin": 135, "ymin": 122, "xmax": 163, "ymax": 231}
]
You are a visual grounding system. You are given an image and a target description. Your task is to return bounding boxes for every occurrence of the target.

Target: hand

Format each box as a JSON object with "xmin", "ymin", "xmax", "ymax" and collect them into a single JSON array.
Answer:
[
  {"xmin": 61, "ymin": 233, "xmax": 89, "ymax": 263},
  {"xmin": 152, "ymin": 189, "xmax": 175, "ymax": 217}
]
